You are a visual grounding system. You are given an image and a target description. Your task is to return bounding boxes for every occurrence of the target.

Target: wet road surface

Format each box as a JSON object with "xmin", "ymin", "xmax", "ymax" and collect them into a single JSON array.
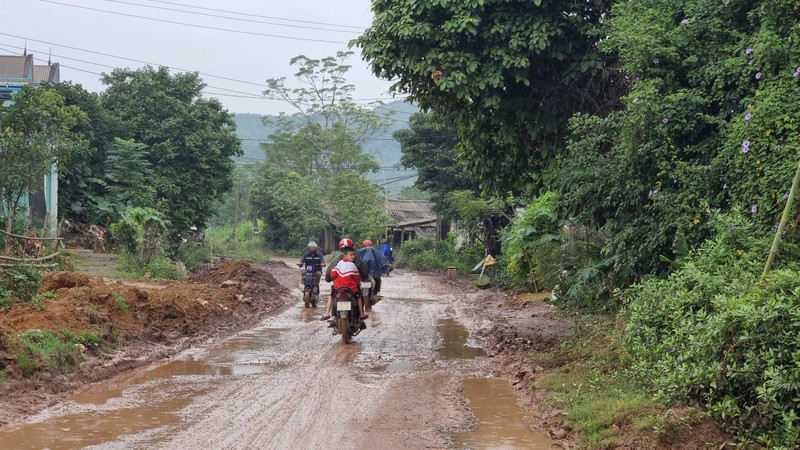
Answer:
[{"xmin": 0, "ymin": 266, "xmax": 549, "ymax": 449}]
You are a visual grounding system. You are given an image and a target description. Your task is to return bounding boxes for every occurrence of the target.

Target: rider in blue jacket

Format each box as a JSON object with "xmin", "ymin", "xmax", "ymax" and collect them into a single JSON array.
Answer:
[
  {"xmin": 356, "ymin": 240, "xmax": 388, "ymax": 297},
  {"xmin": 379, "ymin": 239, "xmax": 394, "ymax": 276}
]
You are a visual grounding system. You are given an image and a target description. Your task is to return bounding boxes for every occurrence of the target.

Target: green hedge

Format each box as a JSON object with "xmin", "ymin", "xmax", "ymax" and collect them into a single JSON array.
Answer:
[{"xmin": 623, "ymin": 215, "xmax": 800, "ymax": 446}]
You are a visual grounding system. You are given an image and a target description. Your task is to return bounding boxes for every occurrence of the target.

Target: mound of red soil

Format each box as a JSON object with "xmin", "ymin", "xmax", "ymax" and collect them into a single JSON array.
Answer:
[{"xmin": 0, "ymin": 261, "xmax": 290, "ymax": 425}]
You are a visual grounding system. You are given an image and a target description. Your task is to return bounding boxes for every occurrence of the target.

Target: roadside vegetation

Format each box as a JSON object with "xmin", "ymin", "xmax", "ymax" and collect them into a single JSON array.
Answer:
[{"xmin": 357, "ymin": 0, "xmax": 800, "ymax": 445}]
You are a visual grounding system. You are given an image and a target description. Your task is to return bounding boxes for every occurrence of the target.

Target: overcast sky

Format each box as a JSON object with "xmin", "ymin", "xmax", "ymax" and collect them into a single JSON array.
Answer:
[{"xmin": 3, "ymin": 0, "xmax": 399, "ymax": 115}]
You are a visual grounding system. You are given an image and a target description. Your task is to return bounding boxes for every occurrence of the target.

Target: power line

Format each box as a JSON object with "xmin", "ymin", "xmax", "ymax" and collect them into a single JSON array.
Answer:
[
  {"xmin": 143, "ymin": 0, "xmax": 366, "ymax": 30},
  {"xmin": 0, "ymin": 33, "xmax": 411, "ymax": 104},
  {"xmin": 39, "ymin": 0, "xmax": 349, "ymax": 45},
  {"xmin": 102, "ymin": 0, "xmax": 361, "ymax": 34}
]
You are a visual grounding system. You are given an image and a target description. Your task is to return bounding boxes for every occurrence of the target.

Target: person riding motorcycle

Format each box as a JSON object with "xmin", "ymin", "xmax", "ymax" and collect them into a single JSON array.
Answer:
[
  {"xmin": 380, "ymin": 239, "xmax": 394, "ymax": 276},
  {"xmin": 297, "ymin": 241, "xmax": 325, "ymax": 295},
  {"xmin": 320, "ymin": 238, "xmax": 369, "ymax": 322},
  {"xmin": 356, "ymin": 239, "xmax": 388, "ymax": 299}
]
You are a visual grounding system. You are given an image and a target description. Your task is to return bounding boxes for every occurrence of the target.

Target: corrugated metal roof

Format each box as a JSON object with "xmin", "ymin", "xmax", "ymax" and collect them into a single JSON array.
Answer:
[{"xmin": 385, "ymin": 200, "xmax": 437, "ymax": 228}]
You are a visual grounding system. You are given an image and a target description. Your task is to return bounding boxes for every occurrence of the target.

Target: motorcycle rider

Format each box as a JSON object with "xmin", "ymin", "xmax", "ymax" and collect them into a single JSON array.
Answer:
[
  {"xmin": 297, "ymin": 241, "xmax": 325, "ymax": 296},
  {"xmin": 357, "ymin": 239, "xmax": 388, "ymax": 299},
  {"xmin": 320, "ymin": 238, "xmax": 369, "ymax": 322},
  {"xmin": 380, "ymin": 239, "xmax": 394, "ymax": 276}
]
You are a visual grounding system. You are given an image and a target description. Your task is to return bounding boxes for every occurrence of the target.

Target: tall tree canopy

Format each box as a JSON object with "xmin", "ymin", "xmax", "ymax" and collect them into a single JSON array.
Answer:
[
  {"xmin": 356, "ymin": 0, "xmax": 622, "ymax": 191},
  {"xmin": 394, "ymin": 112, "xmax": 477, "ymax": 216},
  {"xmin": 261, "ymin": 51, "xmax": 385, "ymax": 181},
  {"xmin": 100, "ymin": 66, "xmax": 242, "ymax": 236},
  {"xmin": 0, "ymin": 86, "xmax": 86, "ymax": 237}
]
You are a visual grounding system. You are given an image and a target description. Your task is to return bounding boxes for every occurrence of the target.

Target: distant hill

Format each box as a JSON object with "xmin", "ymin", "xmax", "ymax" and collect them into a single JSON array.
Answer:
[{"xmin": 231, "ymin": 100, "xmax": 419, "ymax": 197}]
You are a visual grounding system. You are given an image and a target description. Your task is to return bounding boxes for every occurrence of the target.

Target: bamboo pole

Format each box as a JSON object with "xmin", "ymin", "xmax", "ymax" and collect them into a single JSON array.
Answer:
[{"xmin": 762, "ymin": 160, "xmax": 800, "ymax": 279}]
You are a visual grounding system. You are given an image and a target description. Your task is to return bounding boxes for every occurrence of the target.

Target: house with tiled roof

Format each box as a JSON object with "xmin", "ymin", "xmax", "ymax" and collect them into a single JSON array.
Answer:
[{"xmin": 0, "ymin": 52, "xmax": 62, "ymax": 236}]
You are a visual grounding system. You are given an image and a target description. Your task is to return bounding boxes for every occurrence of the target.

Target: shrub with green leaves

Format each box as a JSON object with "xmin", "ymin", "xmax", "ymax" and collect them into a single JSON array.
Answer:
[
  {"xmin": 0, "ymin": 265, "xmax": 43, "ymax": 307},
  {"xmin": 15, "ymin": 328, "xmax": 100, "ymax": 377},
  {"xmin": 623, "ymin": 214, "xmax": 800, "ymax": 446},
  {"xmin": 395, "ymin": 234, "xmax": 483, "ymax": 275}
]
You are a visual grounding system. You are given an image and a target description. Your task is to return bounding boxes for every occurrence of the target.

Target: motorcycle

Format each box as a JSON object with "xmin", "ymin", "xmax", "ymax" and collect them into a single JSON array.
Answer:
[
  {"xmin": 330, "ymin": 287, "xmax": 366, "ymax": 344},
  {"xmin": 301, "ymin": 265, "xmax": 320, "ymax": 308},
  {"xmin": 360, "ymin": 276, "xmax": 376, "ymax": 312}
]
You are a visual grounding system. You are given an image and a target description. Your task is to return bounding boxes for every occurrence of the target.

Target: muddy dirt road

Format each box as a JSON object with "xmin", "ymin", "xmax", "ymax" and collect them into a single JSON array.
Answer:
[{"xmin": 0, "ymin": 261, "xmax": 550, "ymax": 449}]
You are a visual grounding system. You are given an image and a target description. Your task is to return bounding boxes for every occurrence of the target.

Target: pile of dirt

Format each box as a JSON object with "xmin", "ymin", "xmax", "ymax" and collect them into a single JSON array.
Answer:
[{"xmin": 0, "ymin": 261, "xmax": 289, "ymax": 426}]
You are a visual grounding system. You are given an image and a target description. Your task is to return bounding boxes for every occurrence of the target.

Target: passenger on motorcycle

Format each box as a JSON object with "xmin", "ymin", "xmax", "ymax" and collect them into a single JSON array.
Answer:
[
  {"xmin": 380, "ymin": 239, "xmax": 394, "ymax": 276},
  {"xmin": 297, "ymin": 241, "xmax": 325, "ymax": 290},
  {"xmin": 321, "ymin": 238, "xmax": 369, "ymax": 321},
  {"xmin": 356, "ymin": 239, "xmax": 388, "ymax": 298}
]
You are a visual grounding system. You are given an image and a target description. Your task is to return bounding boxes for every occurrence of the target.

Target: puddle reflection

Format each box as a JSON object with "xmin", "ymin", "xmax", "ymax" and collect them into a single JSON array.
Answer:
[
  {"xmin": 436, "ymin": 318, "xmax": 486, "ymax": 360},
  {"xmin": 453, "ymin": 378, "xmax": 550, "ymax": 449},
  {"xmin": 0, "ymin": 397, "xmax": 192, "ymax": 450}
]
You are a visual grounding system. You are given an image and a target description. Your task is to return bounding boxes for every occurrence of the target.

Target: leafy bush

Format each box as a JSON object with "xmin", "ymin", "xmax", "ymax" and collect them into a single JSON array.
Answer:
[
  {"xmin": 624, "ymin": 214, "xmax": 800, "ymax": 446},
  {"xmin": 205, "ymin": 222, "xmax": 269, "ymax": 262},
  {"xmin": 176, "ymin": 242, "xmax": 211, "ymax": 271},
  {"xmin": 0, "ymin": 265, "xmax": 43, "ymax": 307},
  {"xmin": 111, "ymin": 207, "xmax": 185, "ymax": 279},
  {"xmin": 394, "ymin": 234, "xmax": 483, "ymax": 275}
]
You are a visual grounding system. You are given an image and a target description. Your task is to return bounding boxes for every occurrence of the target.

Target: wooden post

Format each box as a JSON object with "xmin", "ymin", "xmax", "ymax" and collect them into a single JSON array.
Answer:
[
  {"xmin": 762, "ymin": 160, "xmax": 800, "ymax": 279},
  {"xmin": 231, "ymin": 192, "xmax": 242, "ymax": 241}
]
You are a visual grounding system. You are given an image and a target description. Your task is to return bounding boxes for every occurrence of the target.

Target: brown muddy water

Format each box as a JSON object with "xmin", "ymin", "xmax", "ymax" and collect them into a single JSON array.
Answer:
[
  {"xmin": 454, "ymin": 378, "xmax": 551, "ymax": 449},
  {"xmin": 0, "ymin": 270, "xmax": 550, "ymax": 449}
]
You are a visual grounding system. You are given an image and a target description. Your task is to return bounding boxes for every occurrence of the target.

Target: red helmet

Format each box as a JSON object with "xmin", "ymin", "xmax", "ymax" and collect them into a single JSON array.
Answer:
[
  {"xmin": 338, "ymin": 238, "xmax": 354, "ymax": 249},
  {"xmin": 362, "ymin": 239, "xmax": 373, "ymax": 247}
]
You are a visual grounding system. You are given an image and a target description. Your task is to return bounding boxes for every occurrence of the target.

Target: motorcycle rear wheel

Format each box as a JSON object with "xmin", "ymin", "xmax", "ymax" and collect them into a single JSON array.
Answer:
[
  {"xmin": 338, "ymin": 317, "xmax": 350, "ymax": 344},
  {"xmin": 303, "ymin": 290, "xmax": 311, "ymax": 308}
]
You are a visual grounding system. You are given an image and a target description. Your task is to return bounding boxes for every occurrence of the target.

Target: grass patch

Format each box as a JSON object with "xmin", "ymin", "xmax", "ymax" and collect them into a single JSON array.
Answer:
[
  {"xmin": 112, "ymin": 291, "xmax": 129, "ymax": 312},
  {"xmin": 117, "ymin": 253, "xmax": 186, "ymax": 280},
  {"xmin": 532, "ymin": 316, "xmax": 663, "ymax": 447},
  {"xmin": 29, "ymin": 291, "xmax": 57, "ymax": 310},
  {"xmin": 206, "ymin": 222, "xmax": 269, "ymax": 262},
  {"xmin": 14, "ymin": 328, "xmax": 102, "ymax": 378}
]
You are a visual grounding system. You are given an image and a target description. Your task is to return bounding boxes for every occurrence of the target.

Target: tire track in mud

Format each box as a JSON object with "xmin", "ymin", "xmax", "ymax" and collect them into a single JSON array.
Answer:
[{"xmin": 1, "ymin": 262, "xmax": 550, "ymax": 449}]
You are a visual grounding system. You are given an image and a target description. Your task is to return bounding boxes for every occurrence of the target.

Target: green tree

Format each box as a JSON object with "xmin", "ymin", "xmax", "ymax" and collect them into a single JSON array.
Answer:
[
  {"xmin": 0, "ymin": 86, "xmax": 86, "ymax": 242},
  {"xmin": 356, "ymin": 0, "xmax": 622, "ymax": 191},
  {"xmin": 250, "ymin": 170, "xmax": 327, "ymax": 250},
  {"xmin": 556, "ymin": 0, "xmax": 800, "ymax": 276},
  {"xmin": 261, "ymin": 51, "xmax": 385, "ymax": 182},
  {"xmin": 100, "ymin": 66, "xmax": 242, "ymax": 240},
  {"xmin": 394, "ymin": 112, "xmax": 476, "ymax": 216},
  {"xmin": 325, "ymin": 171, "xmax": 388, "ymax": 243},
  {"xmin": 48, "ymin": 82, "xmax": 114, "ymax": 222}
]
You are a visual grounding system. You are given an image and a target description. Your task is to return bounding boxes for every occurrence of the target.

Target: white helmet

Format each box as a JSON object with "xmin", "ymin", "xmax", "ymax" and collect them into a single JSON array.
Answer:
[{"xmin": 307, "ymin": 241, "xmax": 318, "ymax": 249}]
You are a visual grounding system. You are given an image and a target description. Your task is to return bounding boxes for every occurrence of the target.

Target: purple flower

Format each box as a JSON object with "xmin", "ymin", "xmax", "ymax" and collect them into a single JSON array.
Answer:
[
  {"xmin": 746, "ymin": 48, "xmax": 753, "ymax": 55},
  {"xmin": 745, "ymin": 112, "xmax": 752, "ymax": 121},
  {"xmin": 723, "ymin": 184, "xmax": 728, "ymax": 190},
  {"xmin": 755, "ymin": 72, "xmax": 762, "ymax": 79},
  {"xmin": 633, "ymin": 97, "xmax": 639, "ymax": 103},
  {"xmin": 648, "ymin": 189, "xmax": 659, "ymax": 197},
  {"xmin": 681, "ymin": 19, "xmax": 689, "ymax": 25},
  {"xmin": 773, "ymin": 222, "xmax": 781, "ymax": 232},
  {"xmin": 751, "ymin": 205, "xmax": 758, "ymax": 213},
  {"xmin": 662, "ymin": 118, "xmax": 669, "ymax": 124},
  {"xmin": 794, "ymin": 71, "xmax": 799, "ymax": 78},
  {"xmin": 653, "ymin": 58, "xmax": 660, "ymax": 65},
  {"xmin": 742, "ymin": 140, "xmax": 750, "ymax": 153},
  {"xmin": 784, "ymin": 193, "xmax": 790, "ymax": 200},
  {"xmin": 796, "ymin": 67, "xmax": 800, "ymax": 73}
]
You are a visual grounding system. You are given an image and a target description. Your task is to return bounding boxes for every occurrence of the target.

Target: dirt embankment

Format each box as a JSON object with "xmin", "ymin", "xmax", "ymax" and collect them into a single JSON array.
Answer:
[{"xmin": 0, "ymin": 260, "xmax": 290, "ymax": 426}]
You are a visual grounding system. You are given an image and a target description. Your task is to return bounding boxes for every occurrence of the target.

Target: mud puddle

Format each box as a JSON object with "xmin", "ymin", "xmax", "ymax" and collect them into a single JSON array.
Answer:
[
  {"xmin": 453, "ymin": 378, "xmax": 550, "ymax": 449},
  {"xmin": 0, "ymin": 323, "xmax": 289, "ymax": 446},
  {"xmin": 0, "ymin": 397, "xmax": 193, "ymax": 450},
  {"xmin": 437, "ymin": 318, "xmax": 486, "ymax": 360}
]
